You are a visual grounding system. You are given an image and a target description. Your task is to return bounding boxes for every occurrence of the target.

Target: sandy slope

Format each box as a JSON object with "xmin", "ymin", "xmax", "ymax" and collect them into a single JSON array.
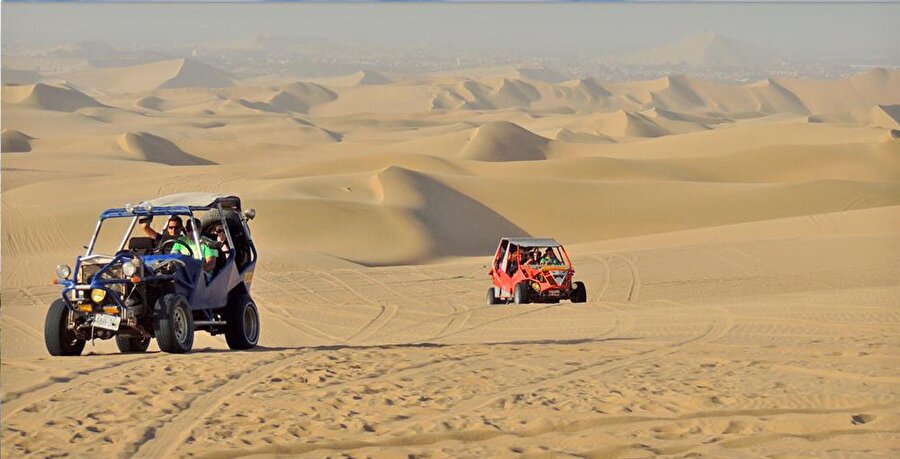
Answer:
[
  {"xmin": 2, "ymin": 65, "xmax": 899, "ymax": 457},
  {"xmin": 2, "ymin": 210, "xmax": 897, "ymax": 458}
]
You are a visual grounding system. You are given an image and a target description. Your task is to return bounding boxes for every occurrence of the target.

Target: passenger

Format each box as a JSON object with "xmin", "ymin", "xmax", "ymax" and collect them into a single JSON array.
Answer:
[
  {"xmin": 171, "ymin": 218, "xmax": 218, "ymax": 274},
  {"xmin": 140, "ymin": 215, "xmax": 184, "ymax": 247},
  {"xmin": 527, "ymin": 249, "xmax": 541, "ymax": 266},
  {"xmin": 506, "ymin": 246, "xmax": 519, "ymax": 276},
  {"xmin": 210, "ymin": 223, "xmax": 230, "ymax": 257},
  {"xmin": 540, "ymin": 248, "xmax": 560, "ymax": 265}
]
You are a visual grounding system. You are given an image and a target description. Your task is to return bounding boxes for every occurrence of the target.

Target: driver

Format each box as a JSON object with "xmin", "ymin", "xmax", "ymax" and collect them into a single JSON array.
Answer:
[
  {"xmin": 140, "ymin": 215, "xmax": 184, "ymax": 247},
  {"xmin": 170, "ymin": 218, "xmax": 218, "ymax": 274},
  {"xmin": 540, "ymin": 248, "xmax": 560, "ymax": 265}
]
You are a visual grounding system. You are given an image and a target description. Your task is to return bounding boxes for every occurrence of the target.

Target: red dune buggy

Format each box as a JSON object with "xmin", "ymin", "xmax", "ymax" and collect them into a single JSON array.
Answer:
[{"xmin": 487, "ymin": 237, "xmax": 587, "ymax": 305}]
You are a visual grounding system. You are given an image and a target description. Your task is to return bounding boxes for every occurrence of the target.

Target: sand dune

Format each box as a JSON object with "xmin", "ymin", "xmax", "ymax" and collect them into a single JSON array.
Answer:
[
  {"xmin": 376, "ymin": 166, "xmax": 529, "ymax": 257},
  {"xmin": 216, "ymin": 69, "xmax": 900, "ymax": 118},
  {"xmin": 267, "ymin": 81, "xmax": 338, "ymax": 113},
  {"xmin": 555, "ymin": 77, "xmax": 614, "ymax": 105},
  {"xmin": 810, "ymin": 104, "xmax": 900, "ymax": 129},
  {"xmin": 117, "ymin": 132, "xmax": 217, "ymax": 166},
  {"xmin": 134, "ymin": 95, "xmax": 165, "ymax": 111},
  {"xmin": 431, "ymin": 78, "xmax": 542, "ymax": 111},
  {"xmin": 3, "ymin": 82, "xmax": 105, "ymax": 112},
  {"xmin": 60, "ymin": 58, "xmax": 234, "ymax": 93},
  {"xmin": 1, "ymin": 129, "xmax": 34, "ymax": 153},
  {"xmin": 318, "ymin": 70, "xmax": 392, "ymax": 87},
  {"xmin": 157, "ymin": 58, "xmax": 234, "ymax": 89},
  {"xmin": 459, "ymin": 121, "xmax": 550, "ymax": 161},
  {"xmin": 510, "ymin": 65, "xmax": 568, "ymax": 83},
  {"xmin": 567, "ymin": 109, "xmax": 671, "ymax": 138},
  {"xmin": 553, "ymin": 128, "xmax": 616, "ymax": 144},
  {"xmin": 775, "ymin": 68, "xmax": 900, "ymax": 114}
]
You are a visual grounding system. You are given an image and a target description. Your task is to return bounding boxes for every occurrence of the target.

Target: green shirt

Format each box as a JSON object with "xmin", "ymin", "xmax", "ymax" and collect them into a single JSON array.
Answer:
[
  {"xmin": 171, "ymin": 236, "xmax": 218, "ymax": 259},
  {"xmin": 541, "ymin": 256, "xmax": 560, "ymax": 265}
]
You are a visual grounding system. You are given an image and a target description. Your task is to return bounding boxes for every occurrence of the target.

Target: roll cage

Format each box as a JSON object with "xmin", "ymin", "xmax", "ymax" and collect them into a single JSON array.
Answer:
[
  {"xmin": 61, "ymin": 197, "xmax": 257, "ymax": 313},
  {"xmin": 495, "ymin": 239, "xmax": 573, "ymax": 273}
]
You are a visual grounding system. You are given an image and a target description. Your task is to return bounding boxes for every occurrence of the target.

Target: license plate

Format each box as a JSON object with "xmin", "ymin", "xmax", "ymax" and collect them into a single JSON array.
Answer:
[
  {"xmin": 547, "ymin": 290, "xmax": 560, "ymax": 296},
  {"xmin": 93, "ymin": 314, "xmax": 121, "ymax": 331}
]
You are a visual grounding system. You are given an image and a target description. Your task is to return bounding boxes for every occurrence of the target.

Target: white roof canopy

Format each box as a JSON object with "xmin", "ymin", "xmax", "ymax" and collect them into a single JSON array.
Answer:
[
  {"xmin": 504, "ymin": 238, "xmax": 561, "ymax": 248},
  {"xmin": 146, "ymin": 193, "xmax": 240, "ymax": 209}
]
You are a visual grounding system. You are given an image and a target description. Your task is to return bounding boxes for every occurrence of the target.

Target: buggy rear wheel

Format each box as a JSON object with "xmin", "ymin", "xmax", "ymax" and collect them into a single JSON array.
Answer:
[
  {"xmin": 44, "ymin": 299, "xmax": 85, "ymax": 356},
  {"xmin": 154, "ymin": 294, "xmax": 194, "ymax": 354},
  {"xmin": 116, "ymin": 335, "xmax": 151, "ymax": 353},
  {"xmin": 225, "ymin": 294, "xmax": 260, "ymax": 350},
  {"xmin": 514, "ymin": 282, "xmax": 530, "ymax": 305},
  {"xmin": 571, "ymin": 281, "xmax": 587, "ymax": 303}
]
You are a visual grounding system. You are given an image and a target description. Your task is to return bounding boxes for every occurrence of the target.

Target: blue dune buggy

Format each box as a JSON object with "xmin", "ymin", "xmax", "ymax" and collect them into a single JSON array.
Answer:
[{"xmin": 45, "ymin": 193, "xmax": 260, "ymax": 355}]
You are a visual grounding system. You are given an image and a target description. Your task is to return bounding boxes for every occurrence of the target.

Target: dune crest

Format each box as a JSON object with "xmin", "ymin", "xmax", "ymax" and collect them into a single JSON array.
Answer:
[
  {"xmin": 588, "ymin": 110, "xmax": 670, "ymax": 138},
  {"xmin": 459, "ymin": 121, "xmax": 550, "ymax": 161},
  {"xmin": 117, "ymin": 132, "xmax": 216, "ymax": 166},
  {"xmin": 554, "ymin": 128, "xmax": 615, "ymax": 144}
]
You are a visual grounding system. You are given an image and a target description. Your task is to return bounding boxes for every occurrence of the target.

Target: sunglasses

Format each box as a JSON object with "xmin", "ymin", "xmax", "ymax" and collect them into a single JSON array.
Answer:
[{"xmin": 167, "ymin": 226, "xmax": 181, "ymax": 230}]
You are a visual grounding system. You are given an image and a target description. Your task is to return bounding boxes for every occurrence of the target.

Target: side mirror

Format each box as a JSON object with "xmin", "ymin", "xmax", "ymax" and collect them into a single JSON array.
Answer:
[{"xmin": 243, "ymin": 208, "xmax": 256, "ymax": 220}]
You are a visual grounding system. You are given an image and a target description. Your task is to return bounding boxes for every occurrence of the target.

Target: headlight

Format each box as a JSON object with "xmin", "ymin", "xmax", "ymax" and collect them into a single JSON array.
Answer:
[
  {"xmin": 123, "ymin": 258, "xmax": 140, "ymax": 277},
  {"xmin": 56, "ymin": 264, "xmax": 72, "ymax": 279},
  {"xmin": 91, "ymin": 289, "xmax": 107, "ymax": 304}
]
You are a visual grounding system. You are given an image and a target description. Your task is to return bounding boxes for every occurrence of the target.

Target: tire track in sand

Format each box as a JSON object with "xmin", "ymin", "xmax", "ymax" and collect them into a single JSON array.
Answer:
[
  {"xmin": 129, "ymin": 353, "xmax": 303, "ymax": 458},
  {"xmin": 137, "ymin": 348, "xmax": 499, "ymax": 458},
  {"xmin": 345, "ymin": 303, "xmax": 400, "ymax": 344},
  {"xmin": 313, "ymin": 269, "xmax": 400, "ymax": 344},
  {"xmin": 1, "ymin": 355, "xmax": 151, "ymax": 423},
  {"xmin": 252, "ymin": 276, "xmax": 346, "ymax": 342},
  {"xmin": 413, "ymin": 315, "xmax": 733, "ymax": 427},
  {"xmin": 588, "ymin": 254, "xmax": 612, "ymax": 302}
]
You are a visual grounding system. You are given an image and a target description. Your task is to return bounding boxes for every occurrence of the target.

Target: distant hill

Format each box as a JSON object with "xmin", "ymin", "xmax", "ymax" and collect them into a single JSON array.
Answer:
[{"xmin": 619, "ymin": 32, "xmax": 779, "ymax": 69}]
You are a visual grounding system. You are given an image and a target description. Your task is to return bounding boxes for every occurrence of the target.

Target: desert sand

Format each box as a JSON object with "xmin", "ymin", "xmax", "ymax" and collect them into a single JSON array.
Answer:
[{"xmin": 2, "ymin": 60, "xmax": 899, "ymax": 457}]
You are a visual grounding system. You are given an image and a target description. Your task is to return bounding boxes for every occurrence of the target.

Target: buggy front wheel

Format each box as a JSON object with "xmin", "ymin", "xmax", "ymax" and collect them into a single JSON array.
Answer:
[
  {"xmin": 486, "ymin": 287, "xmax": 502, "ymax": 306},
  {"xmin": 44, "ymin": 299, "xmax": 85, "ymax": 356},
  {"xmin": 154, "ymin": 294, "xmax": 194, "ymax": 354},
  {"xmin": 514, "ymin": 282, "xmax": 530, "ymax": 305}
]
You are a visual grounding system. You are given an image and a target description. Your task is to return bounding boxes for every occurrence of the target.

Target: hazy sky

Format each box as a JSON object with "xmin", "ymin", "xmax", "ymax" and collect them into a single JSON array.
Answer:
[{"xmin": 3, "ymin": 3, "xmax": 898, "ymax": 60}]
